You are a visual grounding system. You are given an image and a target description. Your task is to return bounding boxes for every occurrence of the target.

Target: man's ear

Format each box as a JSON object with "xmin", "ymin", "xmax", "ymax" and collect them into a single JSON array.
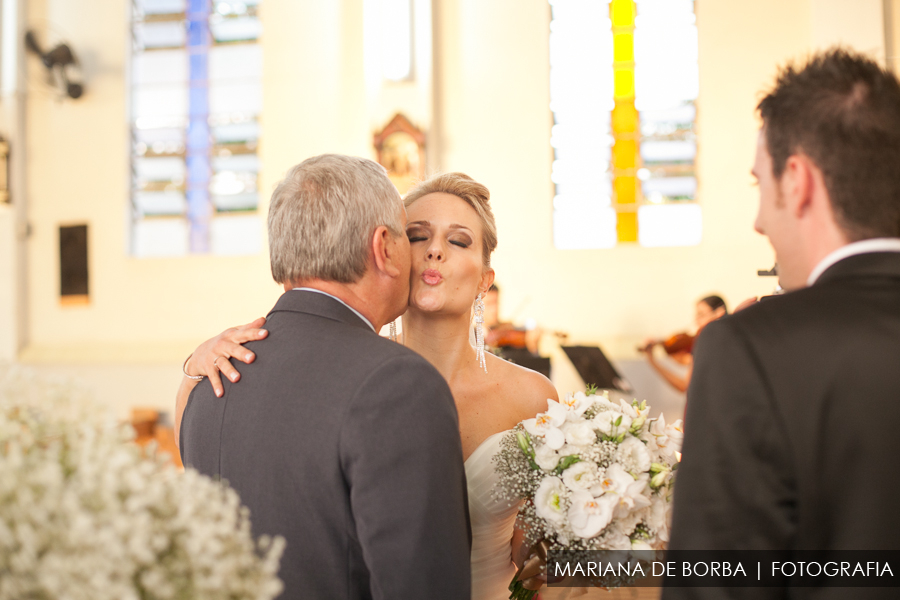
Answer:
[
  {"xmin": 371, "ymin": 226, "xmax": 403, "ymax": 278},
  {"xmin": 480, "ymin": 268, "xmax": 495, "ymax": 295},
  {"xmin": 781, "ymin": 155, "xmax": 814, "ymax": 218}
]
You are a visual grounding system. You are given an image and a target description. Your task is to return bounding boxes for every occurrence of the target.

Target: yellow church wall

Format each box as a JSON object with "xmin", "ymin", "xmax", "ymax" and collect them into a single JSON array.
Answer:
[{"xmin": 5, "ymin": 0, "xmax": 893, "ymax": 414}]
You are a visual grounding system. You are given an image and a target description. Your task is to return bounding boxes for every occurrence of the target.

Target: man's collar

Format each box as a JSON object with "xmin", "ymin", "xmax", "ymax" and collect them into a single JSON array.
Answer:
[
  {"xmin": 807, "ymin": 238, "xmax": 900, "ymax": 286},
  {"xmin": 292, "ymin": 288, "xmax": 376, "ymax": 331}
]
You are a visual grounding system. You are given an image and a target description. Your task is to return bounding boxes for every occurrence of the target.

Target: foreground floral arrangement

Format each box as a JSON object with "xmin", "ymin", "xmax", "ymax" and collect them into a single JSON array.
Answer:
[
  {"xmin": 495, "ymin": 388, "xmax": 683, "ymax": 599},
  {"xmin": 0, "ymin": 366, "xmax": 284, "ymax": 600}
]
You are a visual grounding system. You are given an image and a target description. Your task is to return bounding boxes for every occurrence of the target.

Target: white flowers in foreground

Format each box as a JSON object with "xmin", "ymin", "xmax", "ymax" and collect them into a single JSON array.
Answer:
[
  {"xmin": 0, "ymin": 366, "xmax": 284, "ymax": 600},
  {"xmin": 495, "ymin": 390, "xmax": 683, "ymax": 558}
]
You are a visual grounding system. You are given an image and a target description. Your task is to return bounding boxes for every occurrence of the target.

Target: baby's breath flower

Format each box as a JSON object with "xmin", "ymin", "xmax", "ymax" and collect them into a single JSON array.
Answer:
[{"xmin": 0, "ymin": 365, "xmax": 284, "ymax": 600}]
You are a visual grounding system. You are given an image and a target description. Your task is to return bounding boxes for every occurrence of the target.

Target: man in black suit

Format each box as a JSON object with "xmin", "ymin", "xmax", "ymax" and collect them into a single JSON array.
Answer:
[
  {"xmin": 180, "ymin": 155, "xmax": 471, "ymax": 599},
  {"xmin": 664, "ymin": 50, "xmax": 900, "ymax": 598}
]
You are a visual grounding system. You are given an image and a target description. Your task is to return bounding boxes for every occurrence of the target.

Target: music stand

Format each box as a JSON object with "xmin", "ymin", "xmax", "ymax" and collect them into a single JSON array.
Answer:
[{"xmin": 561, "ymin": 345, "xmax": 633, "ymax": 393}]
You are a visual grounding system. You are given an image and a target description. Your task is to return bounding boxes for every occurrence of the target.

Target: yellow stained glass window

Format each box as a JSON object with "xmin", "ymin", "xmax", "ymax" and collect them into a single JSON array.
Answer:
[{"xmin": 550, "ymin": 0, "xmax": 701, "ymax": 249}]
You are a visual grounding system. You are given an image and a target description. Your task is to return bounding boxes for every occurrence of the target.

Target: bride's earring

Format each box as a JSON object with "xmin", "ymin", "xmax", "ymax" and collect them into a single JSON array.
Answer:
[
  {"xmin": 389, "ymin": 320, "xmax": 398, "ymax": 342},
  {"xmin": 474, "ymin": 293, "xmax": 487, "ymax": 373}
]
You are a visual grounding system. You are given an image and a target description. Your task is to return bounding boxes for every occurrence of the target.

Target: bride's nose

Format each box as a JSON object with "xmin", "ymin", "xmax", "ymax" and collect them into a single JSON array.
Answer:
[{"xmin": 425, "ymin": 241, "xmax": 444, "ymax": 261}]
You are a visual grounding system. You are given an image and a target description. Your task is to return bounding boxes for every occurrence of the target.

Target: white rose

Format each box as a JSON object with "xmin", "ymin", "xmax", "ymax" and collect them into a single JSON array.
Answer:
[
  {"xmin": 561, "ymin": 461, "xmax": 600, "ymax": 492},
  {"xmin": 534, "ymin": 443, "xmax": 560, "ymax": 470},
  {"xmin": 558, "ymin": 443, "xmax": 581, "ymax": 457},
  {"xmin": 567, "ymin": 491, "xmax": 616, "ymax": 539},
  {"xmin": 631, "ymin": 539, "xmax": 653, "ymax": 551},
  {"xmin": 534, "ymin": 477, "xmax": 568, "ymax": 524},
  {"xmin": 562, "ymin": 421, "xmax": 596, "ymax": 447},
  {"xmin": 616, "ymin": 437, "xmax": 652, "ymax": 474}
]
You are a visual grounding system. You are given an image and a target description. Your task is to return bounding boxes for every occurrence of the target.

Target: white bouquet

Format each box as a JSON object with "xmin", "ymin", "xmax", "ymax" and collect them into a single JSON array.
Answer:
[
  {"xmin": 0, "ymin": 366, "xmax": 284, "ymax": 600},
  {"xmin": 494, "ymin": 387, "xmax": 683, "ymax": 599}
]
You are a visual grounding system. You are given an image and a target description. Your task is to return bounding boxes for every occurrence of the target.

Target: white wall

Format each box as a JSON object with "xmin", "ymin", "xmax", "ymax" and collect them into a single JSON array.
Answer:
[{"xmin": 3, "ymin": 0, "xmax": 894, "ymax": 415}]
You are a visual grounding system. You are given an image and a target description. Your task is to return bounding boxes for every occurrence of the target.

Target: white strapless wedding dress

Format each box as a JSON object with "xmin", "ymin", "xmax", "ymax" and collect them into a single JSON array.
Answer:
[{"xmin": 465, "ymin": 430, "xmax": 521, "ymax": 600}]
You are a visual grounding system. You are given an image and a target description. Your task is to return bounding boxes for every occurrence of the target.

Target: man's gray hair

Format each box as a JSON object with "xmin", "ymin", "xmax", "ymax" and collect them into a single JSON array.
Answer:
[{"xmin": 268, "ymin": 154, "xmax": 404, "ymax": 284}]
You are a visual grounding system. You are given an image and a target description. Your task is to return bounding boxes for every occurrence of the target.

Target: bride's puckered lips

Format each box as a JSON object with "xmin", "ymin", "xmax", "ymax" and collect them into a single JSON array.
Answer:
[{"xmin": 422, "ymin": 269, "xmax": 443, "ymax": 285}]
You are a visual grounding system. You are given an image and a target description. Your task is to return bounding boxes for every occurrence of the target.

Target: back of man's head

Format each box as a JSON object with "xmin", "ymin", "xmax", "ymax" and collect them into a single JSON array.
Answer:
[
  {"xmin": 268, "ymin": 154, "xmax": 404, "ymax": 285},
  {"xmin": 757, "ymin": 48, "xmax": 900, "ymax": 240}
]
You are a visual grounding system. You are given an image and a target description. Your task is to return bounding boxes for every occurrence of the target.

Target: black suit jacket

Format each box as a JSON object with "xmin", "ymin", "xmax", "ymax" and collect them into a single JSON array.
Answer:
[
  {"xmin": 181, "ymin": 290, "xmax": 471, "ymax": 600},
  {"xmin": 664, "ymin": 252, "xmax": 900, "ymax": 599}
]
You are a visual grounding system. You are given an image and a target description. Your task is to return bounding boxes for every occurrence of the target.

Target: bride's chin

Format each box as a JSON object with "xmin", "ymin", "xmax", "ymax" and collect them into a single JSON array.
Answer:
[{"xmin": 409, "ymin": 295, "xmax": 445, "ymax": 313}]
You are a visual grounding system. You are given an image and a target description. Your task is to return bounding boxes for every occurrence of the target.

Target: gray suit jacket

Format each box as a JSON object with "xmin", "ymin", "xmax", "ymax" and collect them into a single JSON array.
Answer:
[
  {"xmin": 664, "ymin": 252, "xmax": 900, "ymax": 599},
  {"xmin": 181, "ymin": 290, "xmax": 472, "ymax": 600}
]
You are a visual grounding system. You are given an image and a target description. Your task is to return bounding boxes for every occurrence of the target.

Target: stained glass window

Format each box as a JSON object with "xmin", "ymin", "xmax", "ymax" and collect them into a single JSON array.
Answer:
[
  {"xmin": 550, "ymin": 0, "xmax": 700, "ymax": 248},
  {"xmin": 130, "ymin": 0, "xmax": 262, "ymax": 257}
]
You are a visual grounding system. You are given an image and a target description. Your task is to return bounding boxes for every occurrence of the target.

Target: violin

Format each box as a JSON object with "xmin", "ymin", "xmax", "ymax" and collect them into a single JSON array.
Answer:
[
  {"xmin": 486, "ymin": 323, "xmax": 569, "ymax": 352},
  {"xmin": 638, "ymin": 332, "xmax": 695, "ymax": 356},
  {"xmin": 486, "ymin": 324, "xmax": 528, "ymax": 349}
]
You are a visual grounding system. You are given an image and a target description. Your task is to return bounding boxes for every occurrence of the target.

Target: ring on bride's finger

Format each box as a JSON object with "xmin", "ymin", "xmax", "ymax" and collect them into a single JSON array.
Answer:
[{"xmin": 213, "ymin": 356, "xmax": 222, "ymax": 369}]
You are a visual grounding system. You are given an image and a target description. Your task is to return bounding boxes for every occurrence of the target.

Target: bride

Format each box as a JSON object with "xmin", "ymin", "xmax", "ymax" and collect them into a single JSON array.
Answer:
[{"xmin": 176, "ymin": 172, "xmax": 558, "ymax": 600}]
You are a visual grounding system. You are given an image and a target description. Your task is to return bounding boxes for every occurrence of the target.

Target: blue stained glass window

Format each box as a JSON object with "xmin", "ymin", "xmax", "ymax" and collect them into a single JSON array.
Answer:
[{"xmin": 130, "ymin": 0, "xmax": 263, "ymax": 257}]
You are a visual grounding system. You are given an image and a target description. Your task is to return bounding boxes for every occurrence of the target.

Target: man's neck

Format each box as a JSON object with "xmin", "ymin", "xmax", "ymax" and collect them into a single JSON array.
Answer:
[{"xmin": 285, "ymin": 279, "xmax": 383, "ymax": 330}]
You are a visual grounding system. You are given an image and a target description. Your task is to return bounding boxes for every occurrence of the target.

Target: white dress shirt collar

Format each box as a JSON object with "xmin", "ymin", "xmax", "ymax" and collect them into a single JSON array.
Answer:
[
  {"xmin": 807, "ymin": 238, "xmax": 900, "ymax": 286},
  {"xmin": 292, "ymin": 287, "xmax": 376, "ymax": 332}
]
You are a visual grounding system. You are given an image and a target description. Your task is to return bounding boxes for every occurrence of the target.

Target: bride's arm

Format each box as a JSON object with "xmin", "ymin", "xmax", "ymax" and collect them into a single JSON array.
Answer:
[{"xmin": 175, "ymin": 317, "xmax": 268, "ymax": 449}]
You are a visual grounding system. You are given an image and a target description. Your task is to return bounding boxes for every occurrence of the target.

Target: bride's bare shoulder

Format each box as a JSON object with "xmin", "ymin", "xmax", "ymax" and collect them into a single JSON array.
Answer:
[{"xmin": 486, "ymin": 353, "xmax": 558, "ymax": 419}]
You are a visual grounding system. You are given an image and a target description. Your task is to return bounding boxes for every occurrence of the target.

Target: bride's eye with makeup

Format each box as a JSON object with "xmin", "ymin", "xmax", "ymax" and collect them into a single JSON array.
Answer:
[
  {"xmin": 406, "ymin": 228, "xmax": 427, "ymax": 243},
  {"xmin": 449, "ymin": 237, "xmax": 470, "ymax": 249}
]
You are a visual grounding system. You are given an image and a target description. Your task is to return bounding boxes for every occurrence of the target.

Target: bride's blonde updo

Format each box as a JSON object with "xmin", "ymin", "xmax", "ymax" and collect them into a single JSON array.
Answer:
[{"xmin": 403, "ymin": 173, "xmax": 498, "ymax": 269}]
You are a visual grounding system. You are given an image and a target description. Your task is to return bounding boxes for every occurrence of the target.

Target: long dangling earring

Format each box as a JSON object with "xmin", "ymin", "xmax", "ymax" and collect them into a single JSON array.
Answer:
[
  {"xmin": 389, "ymin": 320, "xmax": 398, "ymax": 342},
  {"xmin": 474, "ymin": 293, "xmax": 487, "ymax": 373}
]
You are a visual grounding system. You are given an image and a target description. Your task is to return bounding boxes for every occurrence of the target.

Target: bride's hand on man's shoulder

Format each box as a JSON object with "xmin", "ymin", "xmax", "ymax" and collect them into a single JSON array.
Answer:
[{"xmin": 185, "ymin": 317, "xmax": 269, "ymax": 397}]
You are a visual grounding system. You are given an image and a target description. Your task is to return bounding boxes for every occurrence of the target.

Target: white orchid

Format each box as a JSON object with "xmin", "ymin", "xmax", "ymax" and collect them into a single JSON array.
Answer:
[
  {"xmin": 560, "ymin": 391, "xmax": 594, "ymax": 419},
  {"xmin": 592, "ymin": 463, "xmax": 634, "ymax": 497},
  {"xmin": 567, "ymin": 490, "xmax": 616, "ymax": 538},
  {"xmin": 619, "ymin": 399, "xmax": 638, "ymax": 419},
  {"xmin": 612, "ymin": 479, "xmax": 652, "ymax": 517},
  {"xmin": 561, "ymin": 461, "xmax": 600, "ymax": 492},
  {"xmin": 523, "ymin": 400, "xmax": 568, "ymax": 449},
  {"xmin": 650, "ymin": 415, "xmax": 685, "ymax": 459},
  {"xmin": 534, "ymin": 476, "xmax": 568, "ymax": 524}
]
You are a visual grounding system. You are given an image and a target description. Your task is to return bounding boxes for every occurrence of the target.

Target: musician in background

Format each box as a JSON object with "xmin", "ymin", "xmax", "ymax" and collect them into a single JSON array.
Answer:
[
  {"xmin": 484, "ymin": 284, "xmax": 544, "ymax": 355},
  {"xmin": 638, "ymin": 295, "xmax": 728, "ymax": 393}
]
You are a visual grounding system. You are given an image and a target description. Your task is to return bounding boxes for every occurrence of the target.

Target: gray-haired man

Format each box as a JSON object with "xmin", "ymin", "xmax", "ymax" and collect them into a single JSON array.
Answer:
[{"xmin": 180, "ymin": 154, "xmax": 472, "ymax": 600}]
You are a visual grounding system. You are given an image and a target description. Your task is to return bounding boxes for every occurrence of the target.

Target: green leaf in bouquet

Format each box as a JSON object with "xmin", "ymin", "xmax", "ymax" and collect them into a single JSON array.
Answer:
[
  {"xmin": 517, "ymin": 431, "xmax": 541, "ymax": 471},
  {"xmin": 585, "ymin": 383, "xmax": 599, "ymax": 396},
  {"xmin": 614, "ymin": 415, "xmax": 623, "ymax": 427},
  {"xmin": 553, "ymin": 454, "xmax": 581, "ymax": 474}
]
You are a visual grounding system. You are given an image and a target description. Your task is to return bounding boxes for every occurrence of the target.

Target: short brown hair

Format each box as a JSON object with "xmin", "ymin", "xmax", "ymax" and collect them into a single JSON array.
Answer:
[
  {"xmin": 757, "ymin": 48, "xmax": 900, "ymax": 240},
  {"xmin": 403, "ymin": 173, "xmax": 498, "ymax": 268}
]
